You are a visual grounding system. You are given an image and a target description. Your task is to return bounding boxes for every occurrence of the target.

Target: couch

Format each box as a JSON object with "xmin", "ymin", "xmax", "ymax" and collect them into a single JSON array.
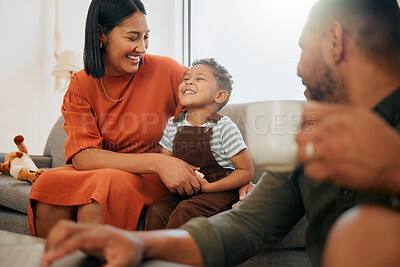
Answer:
[{"xmin": 0, "ymin": 102, "xmax": 311, "ymax": 266}]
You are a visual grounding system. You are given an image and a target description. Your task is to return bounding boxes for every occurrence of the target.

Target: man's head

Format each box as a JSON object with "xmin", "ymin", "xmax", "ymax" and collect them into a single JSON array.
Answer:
[
  {"xmin": 297, "ymin": 0, "xmax": 400, "ymax": 102},
  {"xmin": 178, "ymin": 58, "xmax": 234, "ymax": 111}
]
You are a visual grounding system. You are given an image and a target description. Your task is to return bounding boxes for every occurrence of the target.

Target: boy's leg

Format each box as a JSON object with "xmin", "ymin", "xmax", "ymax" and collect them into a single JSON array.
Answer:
[
  {"xmin": 165, "ymin": 191, "xmax": 238, "ymax": 229},
  {"xmin": 144, "ymin": 194, "xmax": 182, "ymax": 230}
]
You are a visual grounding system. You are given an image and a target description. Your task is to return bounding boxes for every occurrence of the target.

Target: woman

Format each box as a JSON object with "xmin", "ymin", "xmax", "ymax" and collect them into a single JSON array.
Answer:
[{"xmin": 29, "ymin": 0, "xmax": 202, "ymax": 237}]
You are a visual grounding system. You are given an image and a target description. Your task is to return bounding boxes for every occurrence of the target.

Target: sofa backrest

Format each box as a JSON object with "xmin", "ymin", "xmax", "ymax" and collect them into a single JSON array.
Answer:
[
  {"xmin": 43, "ymin": 116, "xmax": 67, "ymax": 168},
  {"xmin": 220, "ymin": 103, "xmax": 265, "ymax": 183}
]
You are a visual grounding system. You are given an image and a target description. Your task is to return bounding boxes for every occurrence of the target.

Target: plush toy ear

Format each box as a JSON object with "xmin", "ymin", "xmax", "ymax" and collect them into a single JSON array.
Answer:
[
  {"xmin": 14, "ymin": 135, "xmax": 28, "ymax": 154},
  {"xmin": 14, "ymin": 135, "xmax": 24, "ymax": 145},
  {"xmin": 0, "ymin": 162, "xmax": 10, "ymax": 174}
]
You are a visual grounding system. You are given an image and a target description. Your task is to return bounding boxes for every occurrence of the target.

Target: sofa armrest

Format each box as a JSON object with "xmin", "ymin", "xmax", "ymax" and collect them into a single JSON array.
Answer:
[
  {"xmin": 31, "ymin": 155, "xmax": 52, "ymax": 169},
  {"xmin": 0, "ymin": 153, "xmax": 52, "ymax": 169}
]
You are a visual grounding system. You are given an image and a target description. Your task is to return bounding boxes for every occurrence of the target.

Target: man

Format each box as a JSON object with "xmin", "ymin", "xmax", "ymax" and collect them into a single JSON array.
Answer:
[{"xmin": 41, "ymin": 0, "xmax": 400, "ymax": 266}]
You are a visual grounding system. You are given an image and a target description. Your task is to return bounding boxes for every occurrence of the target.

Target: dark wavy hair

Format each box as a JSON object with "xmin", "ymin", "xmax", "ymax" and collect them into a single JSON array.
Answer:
[
  {"xmin": 84, "ymin": 0, "xmax": 146, "ymax": 79},
  {"xmin": 192, "ymin": 58, "xmax": 234, "ymax": 110}
]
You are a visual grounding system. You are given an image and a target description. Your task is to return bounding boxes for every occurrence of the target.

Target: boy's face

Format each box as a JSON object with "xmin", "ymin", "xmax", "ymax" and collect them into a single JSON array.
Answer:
[{"xmin": 178, "ymin": 64, "xmax": 223, "ymax": 109}]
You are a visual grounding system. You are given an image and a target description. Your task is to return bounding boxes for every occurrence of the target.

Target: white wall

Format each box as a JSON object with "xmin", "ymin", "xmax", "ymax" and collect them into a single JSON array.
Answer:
[
  {"xmin": 190, "ymin": 0, "xmax": 318, "ymax": 103},
  {"xmin": 0, "ymin": 0, "xmax": 180, "ymax": 155},
  {"xmin": 0, "ymin": 0, "xmax": 59, "ymax": 155},
  {"xmin": 143, "ymin": 0, "xmax": 183, "ymax": 61}
]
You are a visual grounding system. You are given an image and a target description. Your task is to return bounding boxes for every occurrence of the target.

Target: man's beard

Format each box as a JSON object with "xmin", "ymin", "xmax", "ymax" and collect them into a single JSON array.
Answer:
[{"xmin": 307, "ymin": 66, "xmax": 348, "ymax": 103}]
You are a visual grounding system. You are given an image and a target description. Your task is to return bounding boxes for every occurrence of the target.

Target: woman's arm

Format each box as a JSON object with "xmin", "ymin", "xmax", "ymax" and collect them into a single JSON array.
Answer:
[
  {"xmin": 198, "ymin": 149, "xmax": 254, "ymax": 193},
  {"xmin": 72, "ymin": 148, "xmax": 162, "ymax": 173},
  {"xmin": 73, "ymin": 148, "xmax": 200, "ymax": 195}
]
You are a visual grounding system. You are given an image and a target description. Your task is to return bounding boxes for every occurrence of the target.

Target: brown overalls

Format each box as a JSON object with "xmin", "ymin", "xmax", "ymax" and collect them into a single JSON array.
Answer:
[{"xmin": 145, "ymin": 112, "xmax": 239, "ymax": 230}]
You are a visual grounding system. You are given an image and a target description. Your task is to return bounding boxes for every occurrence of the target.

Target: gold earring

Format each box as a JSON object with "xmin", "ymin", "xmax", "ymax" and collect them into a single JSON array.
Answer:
[{"xmin": 100, "ymin": 42, "xmax": 103, "ymax": 49}]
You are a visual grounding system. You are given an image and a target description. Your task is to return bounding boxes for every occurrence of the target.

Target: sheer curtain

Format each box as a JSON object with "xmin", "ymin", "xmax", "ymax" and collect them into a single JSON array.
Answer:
[{"xmin": 190, "ymin": 0, "xmax": 318, "ymax": 103}]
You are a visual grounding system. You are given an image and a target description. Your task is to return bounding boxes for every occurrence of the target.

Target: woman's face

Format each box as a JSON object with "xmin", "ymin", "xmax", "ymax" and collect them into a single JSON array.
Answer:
[{"xmin": 101, "ymin": 12, "xmax": 149, "ymax": 76}]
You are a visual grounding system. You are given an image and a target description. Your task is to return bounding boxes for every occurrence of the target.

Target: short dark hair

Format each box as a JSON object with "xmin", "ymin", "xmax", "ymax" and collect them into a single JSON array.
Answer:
[
  {"xmin": 306, "ymin": 0, "xmax": 400, "ymax": 65},
  {"xmin": 192, "ymin": 58, "xmax": 234, "ymax": 110},
  {"xmin": 84, "ymin": 0, "xmax": 146, "ymax": 79}
]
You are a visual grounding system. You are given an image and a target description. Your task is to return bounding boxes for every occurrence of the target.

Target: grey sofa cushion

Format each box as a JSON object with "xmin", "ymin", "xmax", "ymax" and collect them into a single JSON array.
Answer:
[
  {"xmin": 0, "ymin": 206, "xmax": 30, "ymax": 235},
  {"xmin": 43, "ymin": 116, "xmax": 67, "ymax": 168},
  {"xmin": 0, "ymin": 174, "xmax": 32, "ymax": 214},
  {"xmin": 274, "ymin": 216, "xmax": 307, "ymax": 249},
  {"xmin": 239, "ymin": 248, "xmax": 311, "ymax": 267}
]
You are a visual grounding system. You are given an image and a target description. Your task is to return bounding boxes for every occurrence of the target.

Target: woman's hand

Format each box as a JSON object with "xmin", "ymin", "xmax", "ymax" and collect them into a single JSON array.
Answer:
[
  {"xmin": 232, "ymin": 182, "xmax": 256, "ymax": 207},
  {"xmin": 155, "ymin": 156, "xmax": 201, "ymax": 196},
  {"xmin": 41, "ymin": 220, "xmax": 144, "ymax": 267}
]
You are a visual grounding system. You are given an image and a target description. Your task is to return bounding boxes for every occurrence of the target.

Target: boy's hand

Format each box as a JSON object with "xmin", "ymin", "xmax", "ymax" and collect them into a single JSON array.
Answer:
[
  {"xmin": 195, "ymin": 171, "xmax": 210, "ymax": 192},
  {"xmin": 194, "ymin": 170, "xmax": 204, "ymax": 179},
  {"xmin": 232, "ymin": 182, "xmax": 255, "ymax": 207}
]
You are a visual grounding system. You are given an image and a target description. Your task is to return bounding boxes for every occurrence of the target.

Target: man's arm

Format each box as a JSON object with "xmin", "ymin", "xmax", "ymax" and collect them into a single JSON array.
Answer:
[
  {"xmin": 41, "ymin": 220, "xmax": 203, "ymax": 267},
  {"xmin": 182, "ymin": 171, "xmax": 306, "ymax": 266}
]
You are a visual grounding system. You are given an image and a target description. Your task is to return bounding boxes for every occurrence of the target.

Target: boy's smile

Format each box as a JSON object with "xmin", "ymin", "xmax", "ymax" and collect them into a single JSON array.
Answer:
[
  {"xmin": 182, "ymin": 88, "xmax": 196, "ymax": 95},
  {"xmin": 178, "ymin": 64, "xmax": 221, "ymax": 109}
]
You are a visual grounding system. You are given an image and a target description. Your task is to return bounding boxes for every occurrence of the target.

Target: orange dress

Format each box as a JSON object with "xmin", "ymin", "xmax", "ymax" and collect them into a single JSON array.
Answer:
[{"xmin": 28, "ymin": 54, "xmax": 187, "ymax": 236}]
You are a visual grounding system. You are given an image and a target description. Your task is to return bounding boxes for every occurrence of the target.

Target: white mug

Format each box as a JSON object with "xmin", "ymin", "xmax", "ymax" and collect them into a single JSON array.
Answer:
[{"xmin": 245, "ymin": 100, "xmax": 305, "ymax": 172}]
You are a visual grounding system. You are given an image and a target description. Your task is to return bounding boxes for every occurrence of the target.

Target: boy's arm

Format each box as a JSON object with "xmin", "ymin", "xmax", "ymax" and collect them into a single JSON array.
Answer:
[{"xmin": 199, "ymin": 149, "xmax": 254, "ymax": 193}]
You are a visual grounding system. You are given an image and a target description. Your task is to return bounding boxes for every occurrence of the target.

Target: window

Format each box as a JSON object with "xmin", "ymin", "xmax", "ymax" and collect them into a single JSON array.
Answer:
[{"xmin": 188, "ymin": 0, "xmax": 318, "ymax": 103}]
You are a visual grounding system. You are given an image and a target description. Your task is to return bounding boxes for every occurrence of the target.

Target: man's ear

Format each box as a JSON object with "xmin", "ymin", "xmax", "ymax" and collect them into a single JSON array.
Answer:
[
  {"xmin": 326, "ymin": 21, "xmax": 345, "ymax": 63},
  {"xmin": 215, "ymin": 90, "xmax": 228, "ymax": 104},
  {"xmin": 98, "ymin": 25, "xmax": 106, "ymax": 45}
]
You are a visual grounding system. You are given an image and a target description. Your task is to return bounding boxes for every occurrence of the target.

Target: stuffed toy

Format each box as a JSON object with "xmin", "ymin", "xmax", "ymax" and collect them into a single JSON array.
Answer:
[{"xmin": 0, "ymin": 135, "xmax": 45, "ymax": 184}]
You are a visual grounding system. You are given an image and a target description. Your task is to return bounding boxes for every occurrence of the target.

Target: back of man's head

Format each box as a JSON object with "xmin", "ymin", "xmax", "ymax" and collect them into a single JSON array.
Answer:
[{"xmin": 306, "ymin": 0, "xmax": 400, "ymax": 65}]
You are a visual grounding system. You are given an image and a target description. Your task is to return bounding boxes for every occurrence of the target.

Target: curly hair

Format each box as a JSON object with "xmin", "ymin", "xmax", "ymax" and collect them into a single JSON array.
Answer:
[{"xmin": 192, "ymin": 58, "xmax": 234, "ymax": 110}]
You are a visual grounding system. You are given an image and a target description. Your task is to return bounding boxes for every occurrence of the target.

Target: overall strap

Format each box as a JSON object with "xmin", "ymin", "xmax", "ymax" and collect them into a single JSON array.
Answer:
[
  {"xmin": 173, "ymin": 111, "xmax": 186, "ymax": 123},
  {"xmin": 173, "ymin": 111, "xmax": 224, "ymax": 124},
  {"xmin": 205, "ymin": 112, "xmax": 224, "ymax": 123}
]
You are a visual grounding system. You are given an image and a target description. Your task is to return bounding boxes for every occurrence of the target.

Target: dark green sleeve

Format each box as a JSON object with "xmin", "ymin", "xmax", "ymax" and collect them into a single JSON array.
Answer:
[{"xmin": 181, "ymin": 171, "xmax": 306, "ymax": 267}]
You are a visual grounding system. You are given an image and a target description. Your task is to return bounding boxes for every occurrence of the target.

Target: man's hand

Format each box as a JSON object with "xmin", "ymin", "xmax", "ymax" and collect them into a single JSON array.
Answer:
[
  {"xmin": 296, "ymin": 102, "xmax": 400, "ymax": 192},
  {"xmin": 156, "ymin": 156, "xmax": 201, "ymax": 196},
  {"xmin": 41, "ymin": 220, "xmax": 144, "ymax": 267}
]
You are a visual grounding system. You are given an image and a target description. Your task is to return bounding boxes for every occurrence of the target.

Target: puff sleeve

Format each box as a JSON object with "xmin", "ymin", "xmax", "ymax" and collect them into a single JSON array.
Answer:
[{"xmin": 62, "ymin": 89, "xmax": 103, "ymax": 165}]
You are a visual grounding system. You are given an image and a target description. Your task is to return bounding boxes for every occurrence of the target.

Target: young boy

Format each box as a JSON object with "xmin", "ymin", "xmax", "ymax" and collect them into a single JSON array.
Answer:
[{"xmin": 145, "ymin": 58, "xmax": 254, "ymax": 230}]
